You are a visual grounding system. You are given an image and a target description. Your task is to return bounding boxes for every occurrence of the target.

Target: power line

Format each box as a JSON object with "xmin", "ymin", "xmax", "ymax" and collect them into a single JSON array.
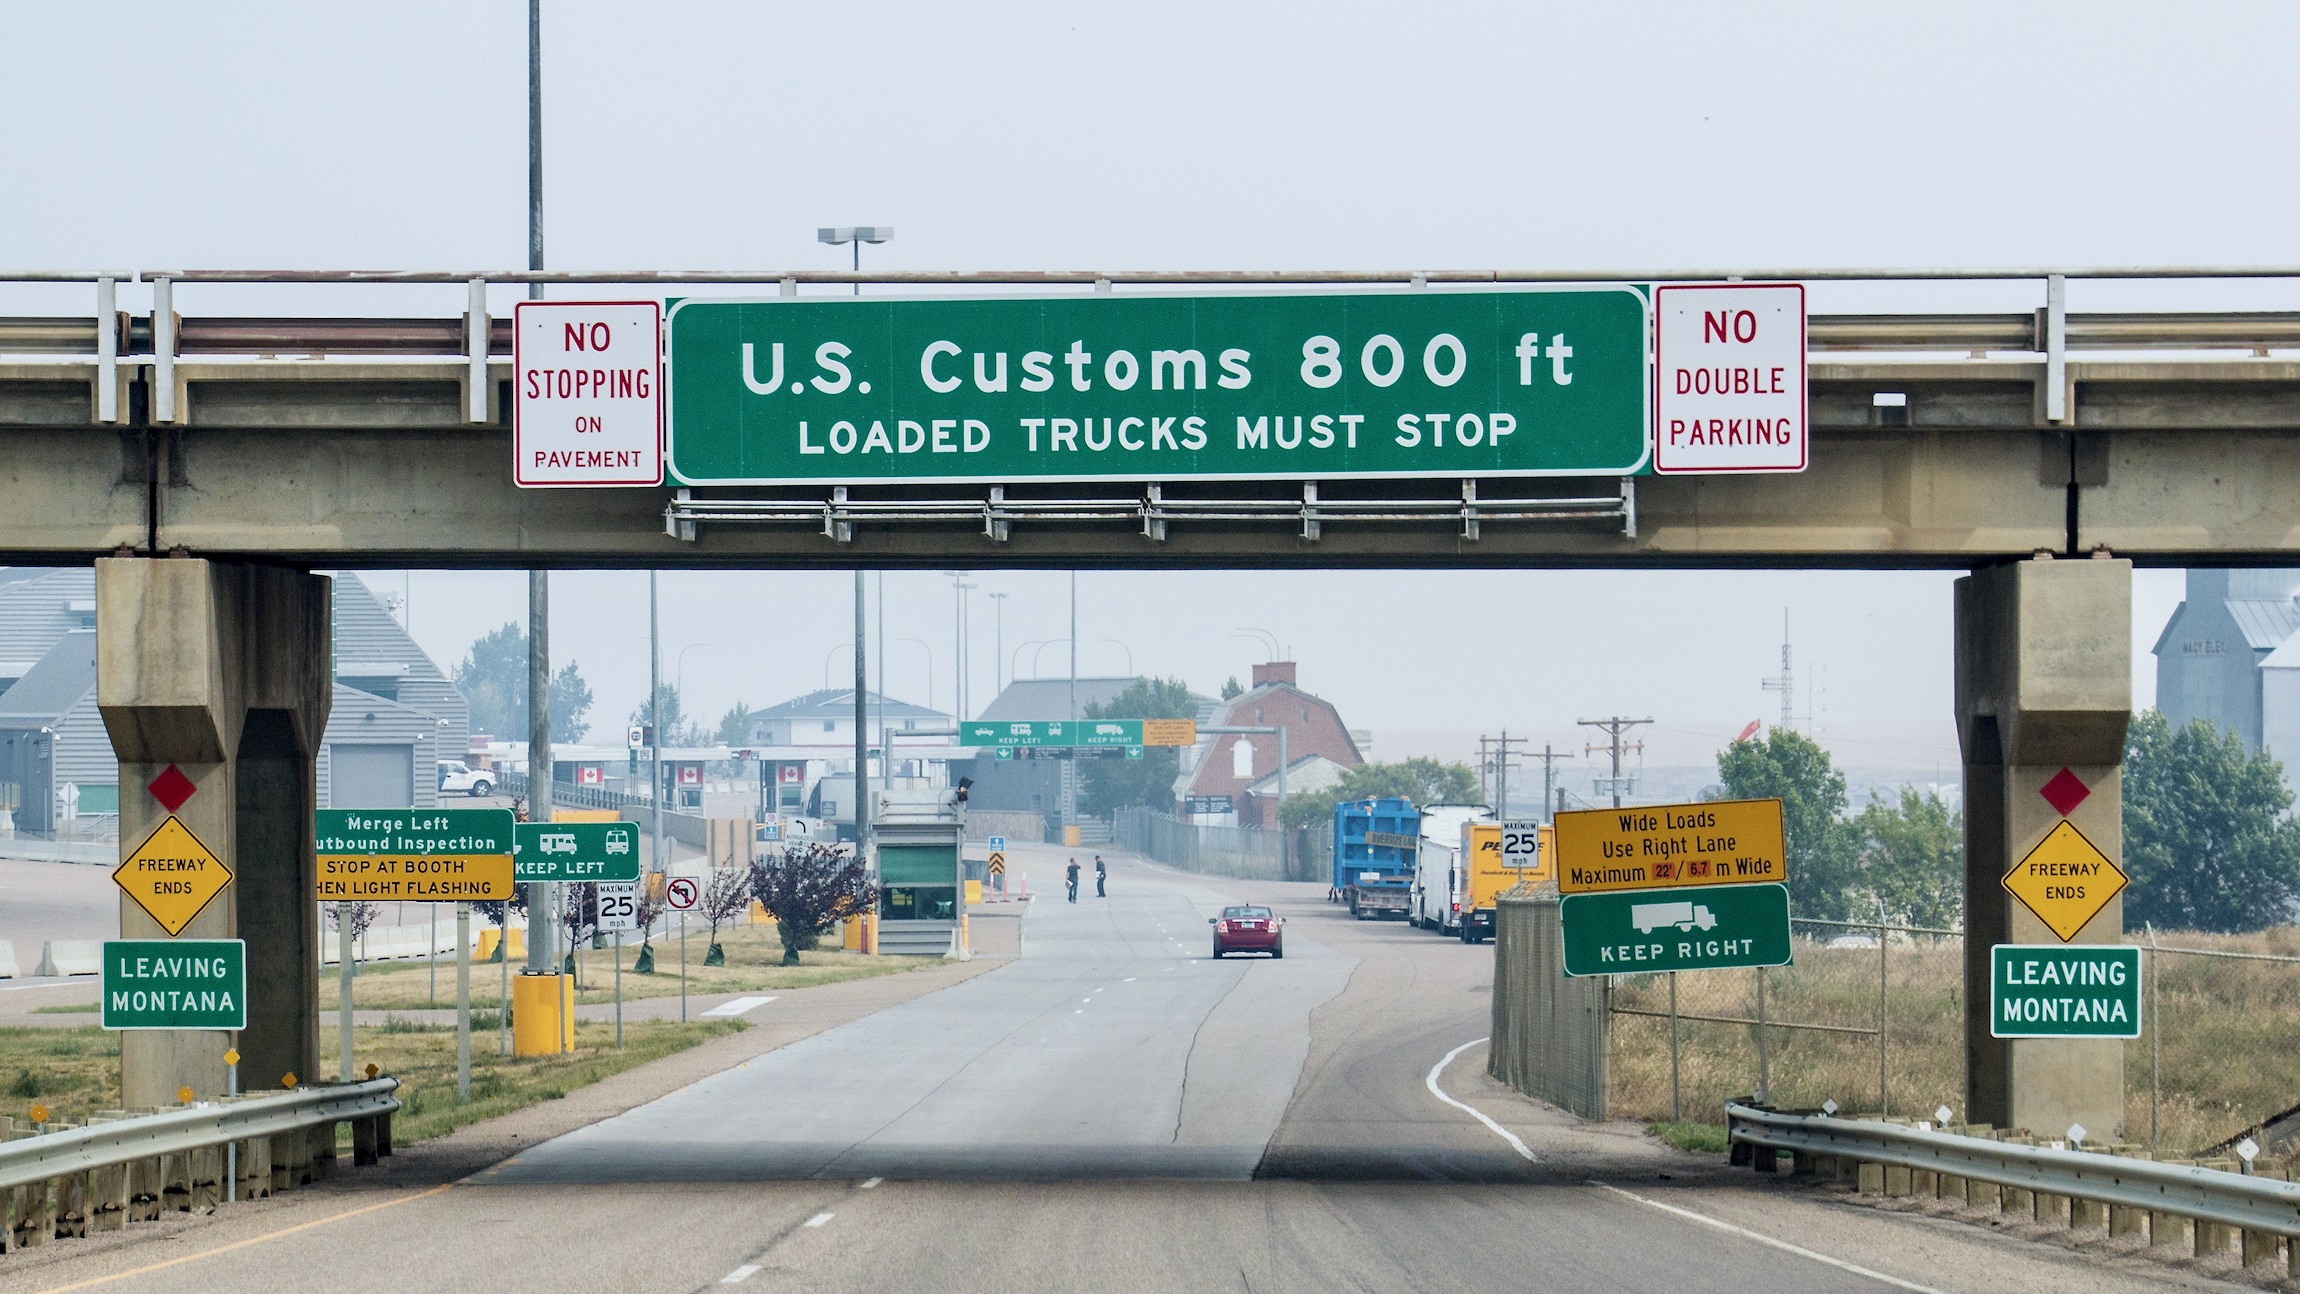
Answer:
[{"xmin": 1578, "ymin": 716, "xmax": 1653, "ymax": 809}]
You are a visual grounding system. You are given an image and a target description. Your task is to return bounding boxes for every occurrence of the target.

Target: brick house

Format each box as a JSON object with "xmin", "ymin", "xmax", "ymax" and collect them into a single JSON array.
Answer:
[{"xmin": 1171, "ymin": 662, "xmax": 1361, "ymax": 828}]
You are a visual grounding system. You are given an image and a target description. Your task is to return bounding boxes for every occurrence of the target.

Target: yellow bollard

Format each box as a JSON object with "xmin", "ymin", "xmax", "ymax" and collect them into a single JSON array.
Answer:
[{"xmin": 511, "ymin": 974, "xmax": 573, "ymax": 1056}]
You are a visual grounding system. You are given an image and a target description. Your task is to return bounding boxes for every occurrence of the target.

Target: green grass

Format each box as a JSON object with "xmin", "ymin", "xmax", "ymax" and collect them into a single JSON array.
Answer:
[
  {"xmin": 31, "ymin": 1004, "xmax": 98, "ymax": 1014},
  {"xmin": 1647, "ymin": 1120, "xmax": 1730, "ymax": 1153}
]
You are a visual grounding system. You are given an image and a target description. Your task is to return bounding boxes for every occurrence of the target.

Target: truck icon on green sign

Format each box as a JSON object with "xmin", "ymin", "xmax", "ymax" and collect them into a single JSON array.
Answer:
[{"xmin": 1631, "ymin": 901, "xmax": 1718, "ymax": 934}]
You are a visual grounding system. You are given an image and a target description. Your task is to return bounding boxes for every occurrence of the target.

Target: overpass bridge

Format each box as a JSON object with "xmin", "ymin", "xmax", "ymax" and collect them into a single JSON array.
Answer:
[
  {"xmin": 2, "ymin": 267, "xmax": 2298, "ymax": 569},
  {"xmin": 0, "ymin": 266, "xmax": 2284, "ymax": 1180}
]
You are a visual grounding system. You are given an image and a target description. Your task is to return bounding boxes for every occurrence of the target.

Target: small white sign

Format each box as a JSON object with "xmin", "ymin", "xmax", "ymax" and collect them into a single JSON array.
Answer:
[
  {"xmin": 1499, "ymin": 820, "xmax": 1542, "ymax": 868},
  {"xmin": 513, "ymin": 301, "xmax": 664, "ymax": 487},
  {"xmin": 596, "ymin": 880, "xmax": 639, "ymax": 932},
  {"xmin": 664, "ymin": 875, "xmax": 700, "ymax": 911},
  {"xmin": 1653, "ymin": 283, "xmax": 1807, "ymax": 474}
]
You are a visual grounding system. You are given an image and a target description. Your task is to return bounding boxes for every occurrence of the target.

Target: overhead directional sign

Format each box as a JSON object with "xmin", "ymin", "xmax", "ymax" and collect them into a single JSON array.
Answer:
[
  {"xmin": 102, "ymin": 939, "xmax": 246, "ymax": 1030},
  {"xmin": 2001, "ymin": 820, "xmax": 2127, "ymax": 942},
  {"xmin": 1561, "ymin": 882, "xmax": 1792, "ymax": 977},
  {"xmin": 114, "ymin": 816, "xmax": 233, "ymax": 936},
  {"xmin": 514, "ymin": 821, "xmax": 642, "ymax": 882},
  {"xmin": 315, "ymin": 809, "xmax": 517, "ymax": 901},
  {"xmin": 961, "ymin": 719, "xmax": 1185, "ymax": 747},
  {"xmin": 1554, "ymin": 799, "xmax": 1786, "ymax": 894},
  {"xmin": 514, "ymin": 301, "xmax": 664, "ymax": 487},
  {"xmin": 665, "ymin": 288, "xmax": 1651, "ymax": 485},
  {"xmin": 1990, "ymin": 944, "xmax": 2141, "ymax": 1038}
]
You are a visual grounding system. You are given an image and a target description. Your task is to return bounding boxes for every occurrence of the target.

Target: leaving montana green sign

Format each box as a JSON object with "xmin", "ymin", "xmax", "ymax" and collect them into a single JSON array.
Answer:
[
  {"xmin": 1560, "ymin": 882, "xmax": 1792, "ymax": 977},
  {"xmin": 1989, "ymin": 944, "xmax": 2141, "ymax": 1038},
  {"xmin": 666, "ymin": 288, "xmax": 1650, "ymax": 484},
  {"xmin": 102, "ymin": 939, "xmax": 246, "ymax": 1030}
]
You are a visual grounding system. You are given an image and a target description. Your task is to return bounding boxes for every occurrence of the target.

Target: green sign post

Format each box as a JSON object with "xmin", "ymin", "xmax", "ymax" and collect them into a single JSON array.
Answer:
[
  {"xmin": 1560, "ymin": 882, "xmax": 1792, "ymax": 977},
  {"xmin": 1989, "ymin": 944, "xmax": 2141, "ymax": 1038},
  {"xmin": 666, "ymin": 288, "xmax": 1651, "ymax": 485},
  {"xmin": 102, "ymin": 939, "xmax": 246, "ymax": 1030},
  {"xmin": 514, "ymin": 821, "xmax": 643, "ymax": 882}
]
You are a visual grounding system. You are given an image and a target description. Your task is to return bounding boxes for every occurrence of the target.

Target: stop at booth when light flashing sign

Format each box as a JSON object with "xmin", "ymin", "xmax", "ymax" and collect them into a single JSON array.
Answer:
[
  {"xmin": 1653, "ymin": 283, "xmax": 1807, "ymax": 474},
  {"xmin": 514, "ymin": 301, "xmax": 664, "ymax": 487}
]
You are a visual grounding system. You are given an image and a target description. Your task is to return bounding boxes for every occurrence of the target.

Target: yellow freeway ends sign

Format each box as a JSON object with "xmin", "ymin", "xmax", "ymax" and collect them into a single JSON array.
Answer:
[
  {"xmin": 1554, "ymin": 799, "xmax": 1785, "ymax": 894},
  {"xmin": 113, "ymin": 816, "xmax": 233, "ymax": 936},
  {"xmin": 2002, "ymin": 820, "xmax": 2127, "ymax": 942}
]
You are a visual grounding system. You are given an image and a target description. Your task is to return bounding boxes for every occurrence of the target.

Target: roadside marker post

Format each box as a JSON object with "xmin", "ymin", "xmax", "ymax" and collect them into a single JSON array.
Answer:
[
  {"xmin": 597, "ymin": 879, "xmax": 638, "ymax": 1050},
  {"xmin": 224, "ymin": 1045, "xmax": 239, "ymax": 1202},
  {"xmin": 666, "ymin": 875, "xmax": 699, "ymax": 1023}
]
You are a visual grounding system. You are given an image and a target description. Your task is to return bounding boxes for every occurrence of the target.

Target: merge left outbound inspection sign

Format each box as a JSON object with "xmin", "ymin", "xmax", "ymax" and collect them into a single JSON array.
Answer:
[{"xmin": 514, "ymin": 301, "xmax": 664, "ymax": 487}]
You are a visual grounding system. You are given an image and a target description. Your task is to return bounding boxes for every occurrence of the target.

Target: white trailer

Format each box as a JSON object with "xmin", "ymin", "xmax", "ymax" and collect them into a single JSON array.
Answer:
[{"xmin": 1411, "ymin": 803, "xmax": 1493, "ymax": 936}]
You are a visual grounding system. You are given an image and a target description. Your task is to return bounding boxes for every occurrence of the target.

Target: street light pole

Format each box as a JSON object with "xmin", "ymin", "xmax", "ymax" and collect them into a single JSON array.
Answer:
[
  {"xmin": 817, "ymin": 227, "xmax": 892, "ymax": 295},
  {"xmin": 988, "ymin": 592, "xmax": 1007, "ymax": 696}
]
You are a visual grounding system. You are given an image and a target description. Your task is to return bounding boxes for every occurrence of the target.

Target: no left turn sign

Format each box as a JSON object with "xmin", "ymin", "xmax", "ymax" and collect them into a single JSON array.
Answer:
[{"xmin": 665, "ymin": 876, "xmax": 700, "ymax": 911}]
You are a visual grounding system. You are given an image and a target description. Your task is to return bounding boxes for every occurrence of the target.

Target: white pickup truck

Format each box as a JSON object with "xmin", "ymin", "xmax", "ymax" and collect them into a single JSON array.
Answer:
[{"xmin": 436, "ymin": 760, "xmax": 494, "ymax": 797}]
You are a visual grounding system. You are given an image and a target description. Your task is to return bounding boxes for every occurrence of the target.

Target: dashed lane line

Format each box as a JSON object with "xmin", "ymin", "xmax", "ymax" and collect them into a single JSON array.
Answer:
[
  {"xmin": 804, "ymin": 1212, "xmax": 835, "ymax": 1227},
  {"xmin": 720, "ymin": 1264, "xmax": 762, "ymax": 1283}
]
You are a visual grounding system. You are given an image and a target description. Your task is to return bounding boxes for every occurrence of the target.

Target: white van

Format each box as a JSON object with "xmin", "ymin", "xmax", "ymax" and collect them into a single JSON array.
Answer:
[
  {"xmin": 436, "ymin": 760, "xmax": 494, "ymax": 797},
  {"xmin": 1411, "ymin": 803, "xmax": 1495, "ymax": 936}
]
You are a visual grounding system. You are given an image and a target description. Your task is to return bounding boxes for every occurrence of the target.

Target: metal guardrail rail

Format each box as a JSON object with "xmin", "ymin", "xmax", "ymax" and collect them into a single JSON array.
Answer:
[
  {"xmin": 0, "ymin": 1078, "xmax": 399, "ymax": 1194},
  {"xmin": 1726, "ymin": 1101, "xmax": 2300, "ymax": 1240}
]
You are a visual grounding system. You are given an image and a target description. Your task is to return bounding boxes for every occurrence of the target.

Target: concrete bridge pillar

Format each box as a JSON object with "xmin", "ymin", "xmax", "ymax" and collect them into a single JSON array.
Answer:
[
  {"xmin": 97, "ymin": 557, "xmax": 330, "ymax": 1106},
  {"xmin": 1954, "ymin": 555, "xmax": 2130, "ymax": 1139}
]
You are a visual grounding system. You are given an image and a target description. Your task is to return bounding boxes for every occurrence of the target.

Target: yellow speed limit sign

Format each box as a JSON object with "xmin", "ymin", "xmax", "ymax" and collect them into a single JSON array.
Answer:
[{"xmin": 1554, "ymin": 798, "xmax": 1785, "ymax": 894}]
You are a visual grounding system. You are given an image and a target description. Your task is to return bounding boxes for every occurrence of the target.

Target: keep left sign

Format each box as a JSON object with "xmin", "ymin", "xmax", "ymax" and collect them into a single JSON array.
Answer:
[
  {"xmin": 514, "ymin": 301, "xmax": 663, "ymax": 487},
  {"xmin": 1653, "ymin": 283, "xmax": 1806, "ymax": 474}
]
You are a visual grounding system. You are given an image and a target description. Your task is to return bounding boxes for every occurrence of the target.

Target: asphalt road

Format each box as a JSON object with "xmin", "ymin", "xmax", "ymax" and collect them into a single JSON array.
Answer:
[{"xmin": 0, "ymin": 846, "xmax": 2241, "ymax": 1294}]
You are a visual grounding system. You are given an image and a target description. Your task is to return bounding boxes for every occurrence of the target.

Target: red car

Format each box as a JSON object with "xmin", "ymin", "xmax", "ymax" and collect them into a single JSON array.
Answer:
[{"xmin": 1210, "ymin": 905, "xmax": 1284, "ymax": 959}]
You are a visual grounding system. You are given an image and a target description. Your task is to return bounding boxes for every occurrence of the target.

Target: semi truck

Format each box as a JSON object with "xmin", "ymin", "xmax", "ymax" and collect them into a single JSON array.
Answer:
[
  {"xmin": 1332, "ymin": 796, "xmax": 1420, "ymax": 919},
  {"xmin": 1411, "ymin": 804, "xmax": 1495, "ymax": 937}
]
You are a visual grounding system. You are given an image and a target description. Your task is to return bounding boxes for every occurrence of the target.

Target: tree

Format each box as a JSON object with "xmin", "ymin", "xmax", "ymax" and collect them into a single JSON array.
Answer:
[
  {"xmin": 1220, "ymin": 676, "xmax": 1244, "ymax": 700},
  {"xmin": 559, "ymin": 884, "xmax": 598, "ymax": 983},
  {"xmin": 1277, "ymin": 758, "xmax": 1483, "ymax": 833},
  {"xmin": 324, "ymin": 900, "xmax": 382, "ymax": 946},
  {"xmin": 632, "ymin": 684, "xmax": 703, "ymax": 746},
  {"xmin": 452, "ymin": 621, "xmax": 594, "ymax": 741},
  {"xmin": 1716, "ymin": 728, "xmax": 1859, "ymax": 921},
  {"xmin": 2123, "ymin": 710, "xmax": 2300, "ymax": 933},
  {"xmin": 1076, "ymin": 677, "xmax": 1198, "ymax": 818},
  {"xmin": 750, "ymin": 844, "xmax": 876, "ymax": 966},
  {"xmin": 717, "ymin": 702, "xmax": 755, "ymax": 746},
  {"xmin": 1855, "ymin": 787, "xmax": 1963, "ymax": 929},
  {"xmin": 699, "ymin": 865, "xmax": 750, "ymax": 965}
]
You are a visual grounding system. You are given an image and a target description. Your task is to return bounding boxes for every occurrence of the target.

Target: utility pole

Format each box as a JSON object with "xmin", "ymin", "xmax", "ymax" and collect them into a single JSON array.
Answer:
[
  {"xmin": 1578, "ymin": 716, "xmax": 1652, "ymax": 809},
  {"xmin": 1478, "ymin": 731, "xmax": 1527, "ymax": 818},
  {"xmin": 988, "ymin": 592, "xmax": 1007, "ymax": 697},
  {"xmin": 1526, "ymin": 744, "xmax": 1571, "ymax": 822},
  {"xmin": 855, "ymin": 572, "xmax": 870, "ymax": 862}
]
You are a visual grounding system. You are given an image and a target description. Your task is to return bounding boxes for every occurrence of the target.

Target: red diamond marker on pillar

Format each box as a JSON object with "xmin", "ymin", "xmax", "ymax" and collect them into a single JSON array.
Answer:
[
  {"xmin": 2039, "ymin": 767, "xmax": 2090, "ymax": 817},
  {"xmin": 148, "ymin": 765, "xmax": 196, "ymax": 814}
]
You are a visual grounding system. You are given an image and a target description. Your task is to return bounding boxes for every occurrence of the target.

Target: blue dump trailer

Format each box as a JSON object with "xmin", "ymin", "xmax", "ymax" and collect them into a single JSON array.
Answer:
[{"xmin": 1332, "ymin": 796, "xmax": 1421, "ymax": 919}]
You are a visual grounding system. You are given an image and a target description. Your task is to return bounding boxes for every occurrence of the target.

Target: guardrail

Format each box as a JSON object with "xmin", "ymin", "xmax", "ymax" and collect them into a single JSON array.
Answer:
[
  {"xmin": 0, "ymin": 1078, "xmax": 398, "ymax": 1250},
  {"xmin": 1726, "ymin": 1101, "xmax": 2300, "ymax": 1274}
]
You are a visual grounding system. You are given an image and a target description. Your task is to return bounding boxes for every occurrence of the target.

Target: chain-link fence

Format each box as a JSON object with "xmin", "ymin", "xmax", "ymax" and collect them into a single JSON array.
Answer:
[
  {"xmin": 1492, "ymin": 889, "xmax": 1608, "ymax": 1120},
  {"xmin": 1114, "ymin": 807, "xmax": 1297, "ymax": 880},
  {"xmin": 2132, "ymin": 928, "xmax": 2300, "ymax": 1159}
]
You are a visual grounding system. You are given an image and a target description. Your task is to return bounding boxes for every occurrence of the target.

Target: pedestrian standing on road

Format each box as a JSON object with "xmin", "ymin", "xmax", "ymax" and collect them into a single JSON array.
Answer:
[
  {"xmin": 1094, "ymin": 854, "xmax": 1107, "ymax": 898},
  {"xmin": 1066, "ymin": 858, "xmax": 1080, "ymax": 903}
]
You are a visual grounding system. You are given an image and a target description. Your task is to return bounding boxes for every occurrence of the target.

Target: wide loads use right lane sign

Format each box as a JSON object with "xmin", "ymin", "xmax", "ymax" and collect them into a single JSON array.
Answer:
[{"xmin": 1554, "ymin": 798, "xmax": 1794, "ymax": 977}]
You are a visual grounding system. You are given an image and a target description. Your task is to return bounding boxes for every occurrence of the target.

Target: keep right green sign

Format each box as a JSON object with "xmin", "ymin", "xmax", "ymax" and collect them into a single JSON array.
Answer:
[
  {"xmin": 1989, "ymin": 944, "xmax": 2141, "ymax": 1038},
  {"xmin": 1560, "ymin": 882, "xmax": 1792, "ymax": 977}
]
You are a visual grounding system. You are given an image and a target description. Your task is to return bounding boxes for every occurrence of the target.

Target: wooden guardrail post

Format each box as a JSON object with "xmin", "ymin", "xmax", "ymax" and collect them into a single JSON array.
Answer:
[
  {"xmin": 1997, "ymin": 1132, "xmax": 2034, "ymax": 1216},
  {"xmin": 2106, "ymin": 1146, "xmax": 2147, "ymax": 1236},
  {"xmin": 2240, "ymin": 1168, "xmax": 2289, "ymax": 1269},
  {"xmin": 351, "ymin": 1116, "xmax": 377, "ymax": 1166},
  {"xmin": 2193, "ymin": 1158, "xmax": 2238, "ymax": 1254},
  {"xmin": 87, "ymin": 1113, "xmax": 129, "ymax": 1232},
  {"xmin": 308, "ymin": 1120, "xmax": 337, "ymax": 1179}
]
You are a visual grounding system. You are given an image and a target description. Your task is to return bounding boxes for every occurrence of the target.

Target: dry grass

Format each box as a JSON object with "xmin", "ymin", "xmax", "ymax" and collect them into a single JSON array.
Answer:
[
  {"xmin": 333, "ymin": 920, "xmax": 923, "ymax": 1010},
  {"xmin": 1606, "ymin": 927, "xmax": 2300, "ymax": 1160},
  {"xmin": 0, "ymin": 1019, "xmax": 740, "ymax": 1150}
]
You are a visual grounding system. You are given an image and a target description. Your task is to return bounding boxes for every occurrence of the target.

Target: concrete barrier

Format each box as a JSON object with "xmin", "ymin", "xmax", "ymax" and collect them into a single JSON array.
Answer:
[
  {"xmin": 36, "ymin": 940, "xmax": 102, "ymax": 976},
  {"xmin": 0, "ymin": 939, "xmax": 18, "ymax": 978}
]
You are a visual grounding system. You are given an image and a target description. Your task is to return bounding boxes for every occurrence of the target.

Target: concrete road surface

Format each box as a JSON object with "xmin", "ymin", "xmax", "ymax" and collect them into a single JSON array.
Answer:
[{"xmin": 0, "ymin": 848, "xmax": 2231, "ymax": 1294}]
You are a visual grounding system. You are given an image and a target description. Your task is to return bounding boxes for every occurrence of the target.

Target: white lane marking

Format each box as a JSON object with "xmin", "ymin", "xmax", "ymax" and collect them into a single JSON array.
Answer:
[
  {"xmin": 1588, "ymin": 1182, "xmax": 1952, "ymax": 1294},
  {"xmin": 858, "ymin": 1177, "xmax": 882, "ymax": 1189},
  {"xmin": 702, "ymin": 995, "xmax": 777, "ymax": 1017},
  {"xmin": 1123, "ymin": 977, "xmax": 1137, "ymax": 982},
  {"xmin": 804, "ymin": 1212, "xmax": 834, "ymax": 1227},
  {"xmin": 1425, "ymin": 1038, "xmax": 1535, "ymax": 1162},
  {"xmin": 722, "ymin": 1264, "xmax": 761, "ymax": 1282}
]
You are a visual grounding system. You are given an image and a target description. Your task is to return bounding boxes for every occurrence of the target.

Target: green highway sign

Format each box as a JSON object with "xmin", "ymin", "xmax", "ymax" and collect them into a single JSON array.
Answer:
[
  {"xmin": 102, "ymin": 939, "xmax": 246, "ymax": 1031},
  {"xmin": 1989, "ymin": 944, "xmax": 2141, "ymax": 1038},
  {"xmin": 962, "ymin": 719, "xmax": 1134, "ymax": 747},
  {"xmin": 514, "ymin": 821, "xmax": 643, "ymax": 882},
  {"xmin": 1561, "ymin": 882, "xmax": 1792, "ymax": 977},
  {"xmin": 314, "ymin": 808, "xmax": 517, "ymax": 901},
  {"xmin": 666, "ymin": 288, "xmax": 1651, "ymax": 485}
]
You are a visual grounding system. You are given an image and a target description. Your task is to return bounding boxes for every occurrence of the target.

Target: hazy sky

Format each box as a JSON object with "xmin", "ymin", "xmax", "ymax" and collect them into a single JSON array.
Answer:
[{"xmin": 4, "ymin": 2, "xmax": 2282, "ymax": 772}]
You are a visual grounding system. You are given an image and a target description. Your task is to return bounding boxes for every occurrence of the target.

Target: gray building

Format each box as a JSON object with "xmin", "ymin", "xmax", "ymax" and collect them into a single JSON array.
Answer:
[
  {"xmin": 0, "ymin": 569, "xmax": 468, "ymax": 825},
  {"xmin": 2151, "ymin": 568, "xmax": 2300, "ymax": 753}
]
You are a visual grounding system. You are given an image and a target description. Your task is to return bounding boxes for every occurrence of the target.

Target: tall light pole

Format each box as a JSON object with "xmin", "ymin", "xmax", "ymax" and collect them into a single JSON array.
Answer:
[
  {"xmin": 946, "ymin": 573, "xmax": 976, "ymax": 721},
  {"xmin": 1095, "ymin": 639, "xmax": 1134, "ymax": 677},
  {"xmin": 818, "ymin": 227, "xmax": 892, "ymax": 294},
  {"xmin": 987, "ymin": 592, "xmax": 1008, "ymax": 697}
]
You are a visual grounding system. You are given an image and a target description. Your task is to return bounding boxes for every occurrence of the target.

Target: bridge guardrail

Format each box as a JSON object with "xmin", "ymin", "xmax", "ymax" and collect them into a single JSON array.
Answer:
[{"xmin": 1726, "ymin": 1101, "xmax": 2300, "ymax": 1259}]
